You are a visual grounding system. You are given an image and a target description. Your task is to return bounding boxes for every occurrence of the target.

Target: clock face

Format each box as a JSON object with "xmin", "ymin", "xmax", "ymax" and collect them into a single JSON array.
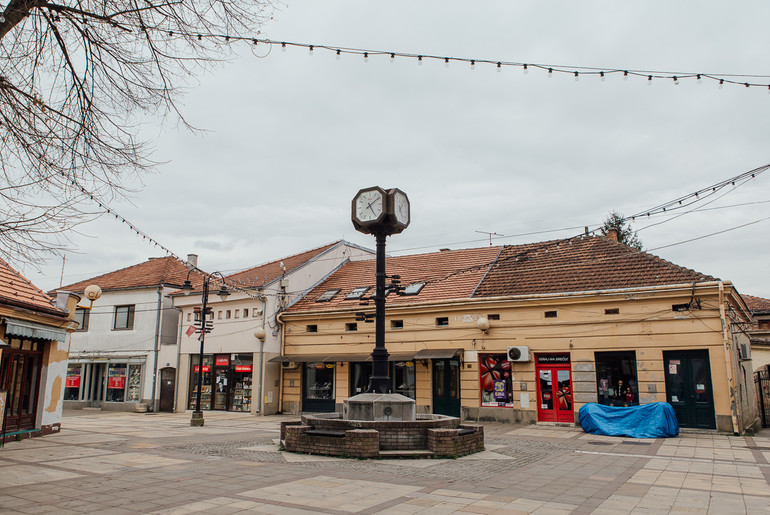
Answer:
[
  {"xmin": 393, "ymin": 190, "xmax": 409, "ymax": 225},
  {"xmin": 354, "ymin": 189, "xmax": 384, "ymax": 223}
]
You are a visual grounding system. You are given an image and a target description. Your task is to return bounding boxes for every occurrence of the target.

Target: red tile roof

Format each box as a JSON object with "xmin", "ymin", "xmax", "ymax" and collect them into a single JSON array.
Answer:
[
  {"xmin": 56, "ymin": 256, "xmax": 197, "ymax": 293},
  {"xmin": 287, "ymin": 236, "xmax": 720, "ymax": 313},
  {"xmin": 474, "ymin": 236, "xmax": 718, "ymax": 297},
  {"xmin": 0, "ymin": 257, "xmax": 65, "ymax": 316},
  {"xmin": 225, "ymin": 241, "xmax": 344, "ymax": 288},
  {"xmin": 286, "ymin": 247, "xmax": 503, "ymax": 312},
  {"xmin": 744, "ymin": 295, "xmax": 770, "ymax": 314}
]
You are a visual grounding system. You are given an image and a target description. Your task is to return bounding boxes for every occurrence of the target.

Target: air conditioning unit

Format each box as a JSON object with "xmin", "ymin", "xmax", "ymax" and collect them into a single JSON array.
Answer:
[
  {"xmin": 739, "ymin": 343, "xmax": 752, "ymax": 361},
  {"xmin": 281, "ymin": 361, "xmax": 299, "ymax": 369},
  {"xmin": 507, "ymin": 346, "xmax": 530, "ymax": 362}
]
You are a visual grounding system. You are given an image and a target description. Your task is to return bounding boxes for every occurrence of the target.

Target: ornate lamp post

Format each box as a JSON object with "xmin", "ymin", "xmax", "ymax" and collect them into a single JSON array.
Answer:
[
  {"xmin": 182, "ymin": 270, "xmax": 230, "ymax": 426},
  {"xmin": 351, "ymin": 187, "xmax": 410, "ymax": 393}
]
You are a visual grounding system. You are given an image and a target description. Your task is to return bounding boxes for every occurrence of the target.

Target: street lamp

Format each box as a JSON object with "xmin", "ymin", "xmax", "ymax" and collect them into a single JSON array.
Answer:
[{"xmin": 182, "ymin": 270, "xmax": 230, "ymax": 427}]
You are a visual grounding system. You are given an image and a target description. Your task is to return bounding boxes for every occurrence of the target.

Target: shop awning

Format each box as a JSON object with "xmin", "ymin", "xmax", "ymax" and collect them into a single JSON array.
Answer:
[
  {"xmin": 3, "ymin": 318, "xmax": 68, "ymax": 342},
  {"xmin": 413, "ymin": 348, "xmax": 463, "ymax": 359},
  {"xmin": 269, "ymin": 351, "xmax": 418, "ymax": 363}
]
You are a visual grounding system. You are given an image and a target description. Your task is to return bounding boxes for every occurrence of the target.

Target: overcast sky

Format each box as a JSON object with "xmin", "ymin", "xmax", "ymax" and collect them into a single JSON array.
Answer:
[{"xmin": 21, "ymin": 1, "xmax": 770, "ymax": 299}]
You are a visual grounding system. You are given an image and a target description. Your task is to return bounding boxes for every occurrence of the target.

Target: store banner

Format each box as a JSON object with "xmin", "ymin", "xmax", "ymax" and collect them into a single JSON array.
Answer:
[
  {"xmin": 234, "ymin": 365, "xmax": 252, "ymax": 372},
  {"xmin": 193, "ymin": 365, "xmax": 211, "ymax": 373},
  {"xmin": 108, "ymin": 367, "xmax": 126, "ymax": 389},
  {"xmin": 215, "ymin": 355, "xmax": 229, "ymax": 366}
]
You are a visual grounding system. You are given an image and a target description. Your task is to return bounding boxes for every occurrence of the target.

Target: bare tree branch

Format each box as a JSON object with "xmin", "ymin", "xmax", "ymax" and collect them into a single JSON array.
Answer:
[{"xmin": 0, "ymin": 0, "xmax": 276, "ymax": 267}]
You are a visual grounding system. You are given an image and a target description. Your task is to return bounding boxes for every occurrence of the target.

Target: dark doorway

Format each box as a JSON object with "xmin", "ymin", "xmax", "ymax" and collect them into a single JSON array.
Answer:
[
  {"xmin": 159, "ymin": 367, "xmax": 175, "ymax": 412},
  {"xmin": 664, "ymin": 350, "xmax": 716, "ymax": 430},
  {"xmin": 432, "ymin": 358, "xmax": 460, "ymax": 417},
  {"xmin": 302, "ymin": 362, "xmax": 335, "ymax": 412},
  {"xmin": 0, "ymin": 347, "xmax": 42, "ymax": 432}
]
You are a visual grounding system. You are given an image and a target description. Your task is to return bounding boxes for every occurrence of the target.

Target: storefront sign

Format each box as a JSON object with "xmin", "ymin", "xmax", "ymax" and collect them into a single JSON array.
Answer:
[
  {"xmin": 66, "ymin": 375, "xmax": 81, "ymax": 388},
  {"xmin": 193, "ymin": 365, "xmax": 211, "ymax": 373},
  {"xmin": 234, "ymin": 365, "xmax": 252, "ymax": 373},
  {"xmin": 215, "ymin": 355, "xmax": 230, "ymax": 366},
  {"xmin": 536, "ymin": 354, "xmax": 570, "ymax": 364}
]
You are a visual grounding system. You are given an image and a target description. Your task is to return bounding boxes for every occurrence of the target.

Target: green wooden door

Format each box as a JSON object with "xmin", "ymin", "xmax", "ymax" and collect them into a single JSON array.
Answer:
[
  {"xmin": 432, "ymin": 359, "xmax": 460, "ymax": 417},
  {"xmin": 664, "ymin": 350, "xmax": 716, "ymax": 430}
]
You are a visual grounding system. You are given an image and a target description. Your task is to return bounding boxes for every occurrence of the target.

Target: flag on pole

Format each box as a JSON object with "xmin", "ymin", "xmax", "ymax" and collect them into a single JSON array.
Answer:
[{"xmin": 186, "ymin": 325, "xmax": 196, "ymax": 337}]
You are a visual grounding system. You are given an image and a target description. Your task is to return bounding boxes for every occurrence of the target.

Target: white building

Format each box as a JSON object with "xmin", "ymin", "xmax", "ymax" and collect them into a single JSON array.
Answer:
[{"xmin": 172, "ymin": 241, "xmax": 374, "ymax": 415}]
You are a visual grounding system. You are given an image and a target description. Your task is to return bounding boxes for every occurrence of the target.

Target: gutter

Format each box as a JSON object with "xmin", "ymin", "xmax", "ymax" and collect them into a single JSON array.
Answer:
[
  {"xmin": 718, "ymin": 281, "xmax": 741, "ymax": 434},
  {"xmin": 173, "ymin": 306, "xmax": 183, "ymax": 413}
]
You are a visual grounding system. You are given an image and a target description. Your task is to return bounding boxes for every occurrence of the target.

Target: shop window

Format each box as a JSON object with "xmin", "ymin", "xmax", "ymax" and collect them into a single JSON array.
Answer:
[
  {"xmin": 106, "ymin": 364, "xmax": 127, "ymax": 402},
  {"xmin": 189, "ymin": 355, "xmax": 213, "ymax": 410},
  {"xmin": 64, "ymin": 364, "xmax": 82, "ymax": 400},
  {"xmin": 113, "ymin": 305, "xmax": 135, "ymax": 330},
  {"xmin": 345, "ymin": 322, "xmax": 358, "ymax": 332},
  {"xmin": 391, "ymin": 320, "xmax": 404, "ymax": 329},
  {"xmin": 479, "ymin": 354, "xmax": 514, "ymax": 407},
  {"xmin": 392, "ymin": 361, "xmax": 416, "ymax": 398},
  {"xmin": 605, "ymin": 308, "xmax": 620, "ymax": 315},
  {"xmin": 306, "ymin": 324, "xmax": 318, "ymax": 333},
  {"xmin": 436, "ymin": 317, "xmax": 449, "ymax": 327},
  {"xmin": 544, "ymin": 310, "xmax": 558, "ymax": 318},
  {"xmin": 595, "ymin": 351, "xmax": 638, "ymax": 406},
  {"xmin": 74, "ymin": 307, "xmax": 90, "ymax": 331},
  {"xmin": 126, "ymin": 365, "xmax": 142, "ymax": 402}
]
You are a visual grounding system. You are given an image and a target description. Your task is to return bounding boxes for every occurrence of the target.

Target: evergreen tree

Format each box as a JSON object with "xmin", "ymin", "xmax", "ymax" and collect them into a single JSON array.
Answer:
[{"xmin": 601, "ymin": 212, "xmax": 643, "ymax": 250}]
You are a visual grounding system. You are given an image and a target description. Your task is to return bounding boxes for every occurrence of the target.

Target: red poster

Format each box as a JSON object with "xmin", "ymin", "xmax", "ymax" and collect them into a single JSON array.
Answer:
[
  {"xmin": 234, "ymin": 365, "xmax": 252, "ymax": 372},
  {"xmin": 108, "ymin": 375, "xmax": 125, "ymax": 389},
  {"xmin": 215, "ymin": 355, "xmax": 229, "ymax": 366},
  {"xmin": 193, "ymin": 365, "xmax": 211, "ymax": 373},
  {"xmin": 66, "ymin": 376, "xmax": 81, "ymax": 388}
]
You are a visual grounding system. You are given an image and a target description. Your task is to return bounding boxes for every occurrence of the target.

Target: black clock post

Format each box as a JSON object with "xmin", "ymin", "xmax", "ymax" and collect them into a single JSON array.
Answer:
[{"xmin": 351, "ymin": 187, "xmax": 410, "ymax": 394}]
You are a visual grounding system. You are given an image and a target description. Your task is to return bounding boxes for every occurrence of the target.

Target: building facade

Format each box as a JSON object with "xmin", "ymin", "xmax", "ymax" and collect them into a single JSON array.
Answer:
[
  {"xmin": 277, "ymin": 236, "xmax": 758, "ymax": 434},
  {"xmin": 1, "ymin": 258, "xmax": 80, "ymax": 441},
  {"xmin": 171, "ymin": 241, "xmax": 374, "ymax": 416}
]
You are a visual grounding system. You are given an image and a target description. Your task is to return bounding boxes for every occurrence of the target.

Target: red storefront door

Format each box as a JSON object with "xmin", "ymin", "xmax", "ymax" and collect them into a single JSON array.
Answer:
[{"xmin": 535, "ymin": 354, "xmax": 573, "ymax": 423}]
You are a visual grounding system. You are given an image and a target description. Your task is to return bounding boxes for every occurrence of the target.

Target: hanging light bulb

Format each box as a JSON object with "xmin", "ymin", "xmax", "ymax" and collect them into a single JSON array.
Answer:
[
  {"xmin": 336, "ymin": 49, "xmax": 341, "ymax": 60},
  {"xmin": 470, "ymin": 60, "xmax": 476, "ymax": 70},
  {"xmin": 523, "ymin": 64, "xmax": 528, "ymax": 74},
  {"xmin": 390, "ymin": 53, "xmax": 395, "ymax": 63},
  {"xmin": 623, "ymin": 70, "xmax": 628, "ymax": 80},
  {"xmin": 697, "ymin": 74, "xmax": 702, "ymax": 84},
  {"xmin": 496, "ymin": 62, "xmax": 501, "ymax": 73},
  {"xmin": 444, "ymin": 57, "xmax": 450, "ymax": 68},
  {"xmin": 673, "ymin": 76, "xmax": 679, "ymax": 85},
  {"xmin": 418, "ymin": 55, "xmax": 423, "ymax": 66},
  {"xmin": 548, "ymin": 68, "xmax": 553, "ymax": 78},
  {"xmin": 281, "ymin": 42, "xmax": 286, "ymax": 52},
  {"xmin": 574, "ymin": 71, "xmax": 579, "ymax": 81},
  {"xmin": 648, "ymin": 75, "xmax": 652, "ymax": 86},
  {"xmin": 719, "ymin": 79, "xmax": 724, "ymax": 89},
  {"xmin": 364, "ymin": 52, "xmax": 368, "ymax": 62},
  {"xmin": 600, "ymin": 71, "xmax": 605, "ymax": 82},
  {"xmin": 308, "ymin": 45, "xmax": 314, "ymax": 55}
]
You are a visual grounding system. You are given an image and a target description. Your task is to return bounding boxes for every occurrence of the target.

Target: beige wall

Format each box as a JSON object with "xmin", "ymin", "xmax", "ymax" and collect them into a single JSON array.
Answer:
[{"xmin": 279, "ymin": 284, "xmax": 753, "ymax": 432}]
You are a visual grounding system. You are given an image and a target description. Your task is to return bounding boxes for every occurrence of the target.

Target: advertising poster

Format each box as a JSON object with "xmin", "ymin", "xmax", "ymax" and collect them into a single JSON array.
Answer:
[
  {"xmin": 479, "ymin": 354, "xmax": 514, "ymax": 407},
  {"xmin": 108, "ymin": 367, "xmax": 126, "ymax": 389}
]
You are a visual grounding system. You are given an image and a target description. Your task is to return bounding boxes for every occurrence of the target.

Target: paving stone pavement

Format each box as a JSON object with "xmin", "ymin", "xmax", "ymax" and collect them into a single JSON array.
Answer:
[{"xmin": 0, "ymin": 410, "xmax": 768, "ymax": 514}]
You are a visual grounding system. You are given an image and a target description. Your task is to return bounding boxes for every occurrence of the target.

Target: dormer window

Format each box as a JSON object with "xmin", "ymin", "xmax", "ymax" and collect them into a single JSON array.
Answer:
[
  {"xmin": 316, "ymin": 289, "xmax": 341, "ymax": 302},
  {"xmin": 345, "ymin": 287, "xmax": 370, "ymax": 300},
  {"xmin": 402, "ymin": 282, "xmax": 426, "ymax": 296}
]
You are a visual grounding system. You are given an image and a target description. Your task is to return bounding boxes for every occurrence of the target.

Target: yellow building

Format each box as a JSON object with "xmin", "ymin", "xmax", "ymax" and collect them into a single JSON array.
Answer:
[{"xmin": 276, "ymin": 235, "xmax": 758, "ymax": 434}]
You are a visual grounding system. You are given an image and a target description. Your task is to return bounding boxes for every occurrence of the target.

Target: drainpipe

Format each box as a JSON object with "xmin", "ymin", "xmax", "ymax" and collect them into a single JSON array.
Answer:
[
  {"xmin": 718, "ymin": 281, "xmax": 740, "ymax": 434},
  {"xmin": 150, "ymin": 285, "xmax": 163, "ymax": 412},
  {"xmin": 173, "ymin": 306, "xmax": 183, "ymax": 413},
  {"xmin": 255, "ymin": 294, "xmax": 266, "ymax": 415}
]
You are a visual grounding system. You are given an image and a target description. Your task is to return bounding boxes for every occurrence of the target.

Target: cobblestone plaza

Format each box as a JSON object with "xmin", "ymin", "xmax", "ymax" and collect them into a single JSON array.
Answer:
[{"xmin": 0, "ymin": 411, "xmax": 768, "ymax": 514}]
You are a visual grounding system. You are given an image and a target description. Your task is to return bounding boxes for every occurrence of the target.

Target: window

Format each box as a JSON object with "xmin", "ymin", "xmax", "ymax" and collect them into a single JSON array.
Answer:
[
  {"xmin": 64, "ymin": 364, "xmax": 82, "ymax": 400},
  {"xmin": 402, "ymin": 282, "xmax": 425, "ymax": 296},
  {"xmin": 234, "ymin": 309, "xmax": 240, "ymax": 319},
  {"xmin": 487, "ymin": 314, "xmax": 500, "ymax": 321},
  {"xmin": 391, "ymin": 320, "xmax": 404, "ymax": 329},
  {"xmin": 218, "ymin": 311, "xmax": 223, "ymax": 320},
  {"xmin": 187, "ymin": 312, "xmax": 192, "ymax": 322},
  {"xmin": 345, "ymin": 322, "xmax": 358, "ymax": 331},
  {"xmin": 345, "ymin": 287, "xmax": 370, "ymax": 300},
  {"xmin": 595, "ymin": 351, "xmax": 638, "ymax": 407},
  {"xmin": 605, "ymin": 308, "xmax": 620, "ymax": 315},
  {"xmin": 243, "ymin": 309, "xmax": 249, "ymax": 318},
  {"xmin": 106, "ymin": 363, "xmax": 127, "ymax": 402},
  {"xmin": 226, "ymin": 310, "xmax": 231, "ymax": 319},
  {"xmin": 544, "ymin": 310, "xmax": 558, "ymax": 318},
  {"xmin": 74, "ymin": 307, "xmax": 90, "ymax": 331},
  {"xmin": 672, "ymin": 304, "xmax": 690, "ymax": 312},
  {"xmin": 436, "ymin": 317, "xmax": 449, "ymax": 327},
  {"xmin": 316, "ymin": 289, "xmax": 341, "ymax": 302},
  {"xmin": 252, "ymin": 309, "xmax": 261, "ymax": 318},
  {"xmin": 114, "ymin": 305, "xmax": 135, "ymax": 330},
  {"xmin": 306, "ymin": 324, "xmax": 318, "ymax": 333},
  {"xmin": 758, "ymin": 320, "xmax": 770, "ymax": 330}
]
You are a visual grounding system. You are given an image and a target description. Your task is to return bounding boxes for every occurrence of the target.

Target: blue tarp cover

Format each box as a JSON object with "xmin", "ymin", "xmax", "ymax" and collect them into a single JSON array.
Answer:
[{"xmin": 578, "ymin": 402, "xmax": 679, "ymax": 438}]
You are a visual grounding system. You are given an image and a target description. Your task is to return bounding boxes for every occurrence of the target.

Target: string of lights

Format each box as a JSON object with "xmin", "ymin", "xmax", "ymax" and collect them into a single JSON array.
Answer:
[{"xmin": 49, "ymin": 11, "xmax": 770, "ymax": 93}]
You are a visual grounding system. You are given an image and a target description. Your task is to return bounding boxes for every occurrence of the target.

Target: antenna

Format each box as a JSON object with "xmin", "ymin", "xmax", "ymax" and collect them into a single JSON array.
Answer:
[{"xmin": 475, "ymin": 230, "xmax": 503, "ymax": 246}]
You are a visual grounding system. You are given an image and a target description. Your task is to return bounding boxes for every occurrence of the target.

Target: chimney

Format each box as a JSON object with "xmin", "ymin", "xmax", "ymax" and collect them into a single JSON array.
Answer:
[
  {"xmin": 187, "ymin": 253, "xmax": 198, "ymax": 267},
  {"xmin": 606, "ymin": 228, "xmax": 618, "ymax": 242}
]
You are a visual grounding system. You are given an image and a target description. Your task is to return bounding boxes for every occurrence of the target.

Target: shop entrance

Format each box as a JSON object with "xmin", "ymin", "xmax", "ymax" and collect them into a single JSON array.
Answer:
[
  {"xmin": 535, "ymin": 353, "xmax": 573, "ymax": 423},
  {"xmin": 159, "ymin": 367, "xmax": 175, "ymax": 412},
  {"xmin": 0, "ymin": 344, "xmax": 43, "ymax": 432},
  {"xmin": 664, "ymin": 350, "xmax": 716, "ymax": 429},
  {"xmin": 303, "ymin": 362, "xmax": 335, "ymax": 412},
  {"xmin": 432, "ymin": 358, "xmax": 460, "ymax": 417}
]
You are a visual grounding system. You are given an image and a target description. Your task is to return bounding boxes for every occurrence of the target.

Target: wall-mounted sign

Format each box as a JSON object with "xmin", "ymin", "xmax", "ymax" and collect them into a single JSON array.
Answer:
[
  {"xmin": 234, "ymin": 365, "xmax": 252, "ymax": 373},
  {"xmin": 193, "ymin": 365, "xmax": 211, "ymax": 373},
  {"xmin": 536, "ymin": 354, "xmax": 570, "ymax": 364},
  {"xmin": 215, "ymin": 355, "xmax": 230, "ymax": 366}
]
